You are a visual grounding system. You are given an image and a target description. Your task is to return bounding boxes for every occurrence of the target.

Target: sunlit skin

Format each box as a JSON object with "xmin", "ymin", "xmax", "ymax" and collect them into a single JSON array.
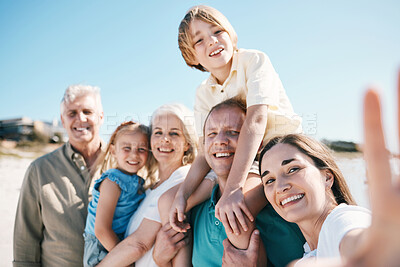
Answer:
[
  {"xmin": 260, "ymin": 143, "xmax": 336, "ymax": 250},
  {"xmin": 190, "ymin": 19, "xmax": 234, "ymax": 84},
  {"xmin": 204, "ymin": 106, "xmax": 245, "ymax": 191},
  {"xmin": 110, "ymin": 132, "xmax": 149, "ymax": 175},
  {"xmin": 151, "ymin": 113, "xmax": 190, "ymax": 181},
  {"xmin": 61, "ymin": 94, "xmax": 103, "ymax": 149}
]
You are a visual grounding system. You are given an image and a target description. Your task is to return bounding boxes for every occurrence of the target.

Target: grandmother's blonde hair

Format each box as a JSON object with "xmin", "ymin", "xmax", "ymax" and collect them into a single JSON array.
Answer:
[{"xmin": 151, "ymin": 103, "xmax": 198, "ymax": 166}]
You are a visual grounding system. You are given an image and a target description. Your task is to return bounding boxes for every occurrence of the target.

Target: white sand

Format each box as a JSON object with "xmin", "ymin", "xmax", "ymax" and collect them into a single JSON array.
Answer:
[
  {"xmin": 0, "ymin": 152, "xmax": 370, "ymax": 267},
  {"xmin": 0, "ymin": 156, "xmax": 33, "ymax": 267}
]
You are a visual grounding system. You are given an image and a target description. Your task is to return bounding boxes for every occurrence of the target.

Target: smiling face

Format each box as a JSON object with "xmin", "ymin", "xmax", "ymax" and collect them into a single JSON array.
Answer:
[
  {"xmin": 111, "ymin": 131, "xmax": 149, "ymax": 175},
  {"xmin": 204, "ymin": 105, "xmax": 245, "ymax": 181},
  {"xmin": 61, "ymin": 93, "xmax": 103, "ymax": 149},
  {"xmin": 260, "ymin": 143, "xmax": 335, "ymax": 224},
  {"xmin": 151, "ymin": 113, "xmax": 190, "ymax": 168},
  {"xmin": 190, "ymin": 19, "xmax": 234, "ymax": 81}
]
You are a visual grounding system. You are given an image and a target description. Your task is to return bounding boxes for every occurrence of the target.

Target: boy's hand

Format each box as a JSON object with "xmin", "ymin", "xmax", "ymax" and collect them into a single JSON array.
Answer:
[
  {"xmin": 169, "ymin": 193, "xmax": 191, "ymax": 232},
  {"xmin": 215, "ymin": 187, "xmax": 254, "ymax": 235}
]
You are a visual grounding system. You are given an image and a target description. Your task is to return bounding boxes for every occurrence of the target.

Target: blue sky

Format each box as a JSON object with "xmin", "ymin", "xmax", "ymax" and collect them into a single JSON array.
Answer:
[{"xmin": 0, "ymin": 0, "xmax": 399, "ymax": 150}]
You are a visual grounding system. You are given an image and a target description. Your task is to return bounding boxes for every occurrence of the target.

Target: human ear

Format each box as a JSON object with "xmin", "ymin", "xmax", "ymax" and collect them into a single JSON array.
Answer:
[
  {"xmin": 184, "ymin": 142, "xmax": 190, "ymax": 153},
  {"xmin": 110, "ymin": 144, "xmax": 116, "ymax": 157},
  {"xmin": 324, "ymin": 170, "xmax": 334, "ymax": 189}
]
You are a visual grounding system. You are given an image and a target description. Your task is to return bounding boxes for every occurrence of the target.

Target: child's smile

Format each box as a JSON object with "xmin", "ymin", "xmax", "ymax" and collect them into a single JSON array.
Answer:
[{"xmin": 190, "ymin": 19, "xmax": 234, "ymax": 84}]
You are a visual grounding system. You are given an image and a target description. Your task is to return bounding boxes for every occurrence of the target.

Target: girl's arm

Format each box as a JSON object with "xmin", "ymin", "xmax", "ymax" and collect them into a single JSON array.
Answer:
[
  {"xmin": 215, "ymin": 104, "xmax": 268, "ymax": 235},
  {"xmin": 95, "ymin": 178, "xmax": 121, "ymax": 251},
  {"xmin": 169, "ymin": 149, "xmax": 211, "ymax": 231},
  {"xmin": 97, "ymin": 218, "xmax": 161, "ymax": 266}
]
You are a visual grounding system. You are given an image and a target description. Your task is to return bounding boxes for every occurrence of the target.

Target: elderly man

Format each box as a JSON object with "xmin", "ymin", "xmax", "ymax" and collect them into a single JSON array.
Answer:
[
  {"xmin": 154, "ymin": 97, "xmax": 305, "ymax": 267},
  {"xmin": 13, "ymin": 85, "xmax": 104, "ymax": 267}
]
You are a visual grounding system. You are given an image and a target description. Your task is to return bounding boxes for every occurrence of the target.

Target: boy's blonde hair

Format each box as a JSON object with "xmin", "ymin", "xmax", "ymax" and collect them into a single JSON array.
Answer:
[
  {"xmin": 95, "ymin": 121, "xmax": 157, "ymax": 190},
  {"xmin": 178, "ymin": 5, "xmax": 238, "ymax": 72}
]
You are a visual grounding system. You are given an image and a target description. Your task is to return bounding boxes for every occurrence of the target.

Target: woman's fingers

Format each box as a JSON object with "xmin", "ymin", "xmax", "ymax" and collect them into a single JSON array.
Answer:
[{"xmin": 363, "ymin": 89, "xmax": 392, "ymax": 214}]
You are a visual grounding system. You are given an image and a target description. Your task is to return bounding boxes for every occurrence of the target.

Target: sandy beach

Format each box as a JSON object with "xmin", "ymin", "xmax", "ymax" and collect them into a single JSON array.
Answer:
[
  {"xmin": 0, "ymin": 150, "xmax": 369, "ymax": 267},
  {"xmin": 0, "ymin": 156, "xmax": 34, "ymax": 267}
]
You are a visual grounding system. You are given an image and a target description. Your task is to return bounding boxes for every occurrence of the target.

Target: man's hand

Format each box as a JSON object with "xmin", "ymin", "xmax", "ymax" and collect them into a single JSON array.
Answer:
[
  {"xmin": 222, "ymin": 229, "xmax": 260, "ymax": 267},
  {"xmin": 153, "ymin": 223, "xmax": 190, "ymax": 267}
]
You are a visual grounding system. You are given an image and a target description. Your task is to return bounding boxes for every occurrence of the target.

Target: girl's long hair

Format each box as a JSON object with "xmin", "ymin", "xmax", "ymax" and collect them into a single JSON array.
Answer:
[{"xmin": 94, "ymin": 121, "xmax": 157, "ymax": 189}]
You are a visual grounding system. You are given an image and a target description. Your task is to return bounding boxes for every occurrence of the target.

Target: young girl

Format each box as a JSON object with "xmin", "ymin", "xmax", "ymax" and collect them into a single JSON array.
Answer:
[
  {"xmin": 170, "ymin": 5, "xmax": 302, "ymax": 236},
  {"xmin": 83, "ymin": 121, "xmax": 156, "ymax": 267}
]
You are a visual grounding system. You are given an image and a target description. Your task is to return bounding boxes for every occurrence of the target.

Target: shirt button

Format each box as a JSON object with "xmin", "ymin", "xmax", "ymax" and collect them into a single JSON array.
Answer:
[
  {"xmin": 80, "ymin": 166, "xmax": 85, "ymax": 171},
  {"xmin": 215, "ymin": 221, "xmax": 220, "ymax": 226}
]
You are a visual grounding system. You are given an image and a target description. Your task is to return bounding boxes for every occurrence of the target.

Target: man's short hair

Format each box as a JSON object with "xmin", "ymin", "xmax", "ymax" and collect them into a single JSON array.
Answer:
[
  {"xmin": 60, "ymin": 84, "xmax": 103, "ymax": 114},
  {"xmin": 203, "ymin": 95, "xmax": 247, "ymax": 137}
]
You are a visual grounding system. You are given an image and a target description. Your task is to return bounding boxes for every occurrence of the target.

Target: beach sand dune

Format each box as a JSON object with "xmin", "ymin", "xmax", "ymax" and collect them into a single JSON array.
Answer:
[{"xmin": 0, "ymin": 156, "xmax": 33, "ymax": 267}]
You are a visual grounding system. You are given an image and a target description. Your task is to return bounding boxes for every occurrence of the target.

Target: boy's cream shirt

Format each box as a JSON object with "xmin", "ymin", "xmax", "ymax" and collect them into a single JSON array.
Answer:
[{"xmin": 194, "ymin": 48, "xmax": 302, "ymax": 145}]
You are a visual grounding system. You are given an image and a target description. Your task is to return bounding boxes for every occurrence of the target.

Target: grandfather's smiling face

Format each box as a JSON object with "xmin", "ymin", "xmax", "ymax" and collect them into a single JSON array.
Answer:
[{"xmin": 204, "ymin": 105, "xmax": 245, "ymax": 181}]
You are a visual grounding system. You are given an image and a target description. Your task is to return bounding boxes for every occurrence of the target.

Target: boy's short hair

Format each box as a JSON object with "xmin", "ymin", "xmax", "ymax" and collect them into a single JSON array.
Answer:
[{"xmin": 178, "ymin": 5, "xmax": 238, "ymax": 72}]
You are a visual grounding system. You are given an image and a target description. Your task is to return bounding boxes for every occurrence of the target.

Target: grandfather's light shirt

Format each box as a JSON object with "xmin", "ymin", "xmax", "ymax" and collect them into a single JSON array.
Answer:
[
  {"xmin": 194, "ymin": 48, "xmax": 302, "ymax": 143},
  {"xmin": 13, "ymin": 142, "xmax": 101, "ymax": 267}
]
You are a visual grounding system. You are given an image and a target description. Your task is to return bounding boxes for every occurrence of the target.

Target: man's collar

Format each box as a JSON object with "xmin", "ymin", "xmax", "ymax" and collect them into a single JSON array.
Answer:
[
  {"xmin": 66, "ymin": 140, "xmax": 104, "ymax": 161},
  {"xmin": 210, "ymin": 184, "xmax": 221, "ymax": 207}
]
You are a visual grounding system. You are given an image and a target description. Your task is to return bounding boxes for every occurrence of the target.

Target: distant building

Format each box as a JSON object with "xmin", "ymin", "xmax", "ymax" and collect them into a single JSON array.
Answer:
[{"xmin": 0, "ymin": 117, "xmax": 66, "ymax": 143}]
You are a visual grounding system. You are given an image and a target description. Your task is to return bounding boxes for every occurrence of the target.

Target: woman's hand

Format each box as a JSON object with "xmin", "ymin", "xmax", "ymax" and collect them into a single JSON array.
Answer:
[
  {"xmin": 294, "ymin": 71, "xmax": 400, "ymax": 267},
  {"xmin": 343, "ymin": 72, "xmax": 400, "ymax": 267}
]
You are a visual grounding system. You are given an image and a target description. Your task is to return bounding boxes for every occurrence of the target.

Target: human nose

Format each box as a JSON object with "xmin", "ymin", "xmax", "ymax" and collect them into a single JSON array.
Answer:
[
  {"xmin": 130, "ymin": 148, "xmax": 140, "ymax": 158},
  {"xmin": 161, "ymin": 134, "xmax": 170, "ymax": 143},
  {"xmin": 77, "ymin": 112, "xmax": 87, "ymax": 122},
  {"xmin": 207, "ymin": 35, "xmax": 218, "ymax": 46},
  {"xmin": 276, "ymin": 177, "xmax": 291, "ymax": 194},
  {"xmin": 214, "ymin": 132, "xmax": 228, "ymax": 145}
]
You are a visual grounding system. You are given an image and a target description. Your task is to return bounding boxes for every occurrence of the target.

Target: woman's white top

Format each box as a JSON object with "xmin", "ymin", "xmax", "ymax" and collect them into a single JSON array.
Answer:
[
  {"xmin": 297, "ymin": 203, "xmax": 371, "ymax": 264},
  {"xmin": 124, "ymin": 165, "xmax": 190, "ymax": 267}
]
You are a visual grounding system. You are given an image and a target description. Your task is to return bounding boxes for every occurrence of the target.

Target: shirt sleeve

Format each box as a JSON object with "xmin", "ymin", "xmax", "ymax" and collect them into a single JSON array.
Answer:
[
  {"xmin": 194, "ymin": 82, "xmax": 211, "ymax": 137},
  {"xmin": 245, "ymin": 51, "xmax": 282, "ymax": 109},
  {"xmin": 318, "ymin": 205, "xmax": 371, "ymax": 258},
  {"xmin": 142, "ymin": 203, "xmax": 160, "ymax": 223},
  {"xmin": 13, "ymin": 163, "xmax": 42, "ymax": 267}
]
